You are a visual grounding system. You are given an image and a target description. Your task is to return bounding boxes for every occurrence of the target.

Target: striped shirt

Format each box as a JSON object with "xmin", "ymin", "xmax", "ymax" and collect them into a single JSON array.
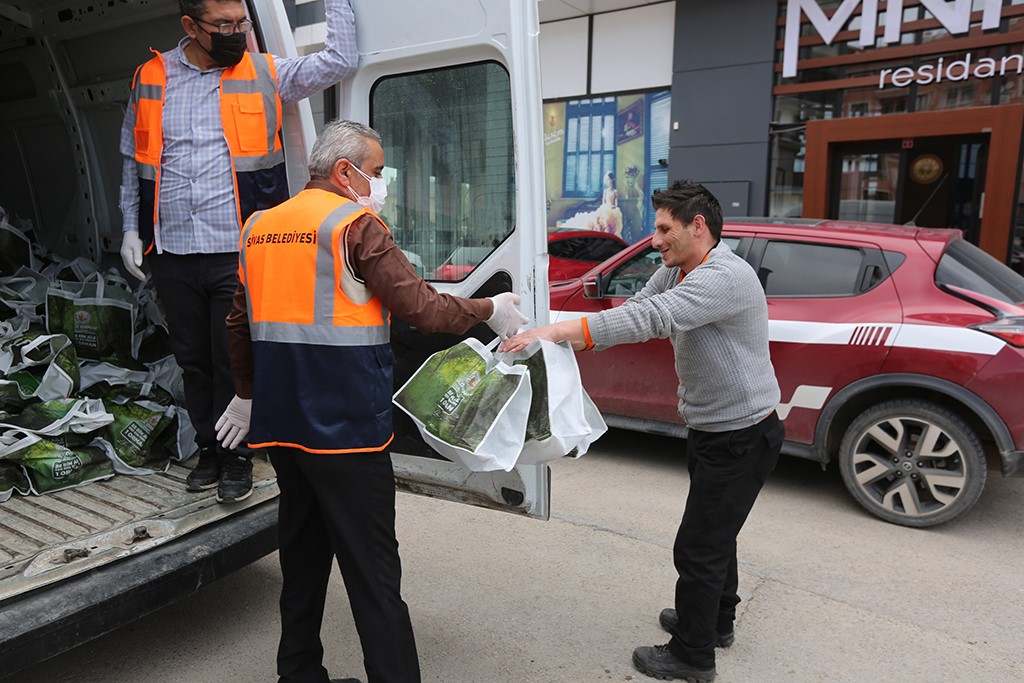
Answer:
[{"xmin": 118, "ymin": 0, "xmax": 357, "ymax": 255}]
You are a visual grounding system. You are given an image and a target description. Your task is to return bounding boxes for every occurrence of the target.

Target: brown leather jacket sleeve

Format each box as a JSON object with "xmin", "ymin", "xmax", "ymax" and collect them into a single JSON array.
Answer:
[{"xmin": 346, "ymin": 214, "xmax": 493, "ymax": 333}]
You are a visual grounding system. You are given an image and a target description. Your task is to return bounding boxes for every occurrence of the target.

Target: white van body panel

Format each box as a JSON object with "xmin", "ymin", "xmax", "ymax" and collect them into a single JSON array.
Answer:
[
  {"xmin": 345, "ymin": 0, "xmax": 551, "ymax": 519},
  {"xmin": 0, "ymin": 0, "xmax": 549, "ymax": 672}
]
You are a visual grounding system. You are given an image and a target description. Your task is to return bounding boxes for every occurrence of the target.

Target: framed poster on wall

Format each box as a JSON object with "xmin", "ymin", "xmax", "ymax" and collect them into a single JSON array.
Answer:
[{"xmin": 617, "ymin": 99, "xmax": 643, "ymax": 144}]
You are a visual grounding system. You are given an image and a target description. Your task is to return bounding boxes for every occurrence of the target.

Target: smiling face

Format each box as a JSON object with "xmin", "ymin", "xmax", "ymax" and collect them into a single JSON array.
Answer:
[{"xmin": 651, "ymin": 208, "xmax": 713, "ymax": 272}]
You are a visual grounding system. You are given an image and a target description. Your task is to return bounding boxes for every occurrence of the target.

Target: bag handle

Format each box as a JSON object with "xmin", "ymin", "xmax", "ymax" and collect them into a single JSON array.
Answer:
[{"xmin": 82, "ymin": 270, "xmax": 105, "ymax": 298}]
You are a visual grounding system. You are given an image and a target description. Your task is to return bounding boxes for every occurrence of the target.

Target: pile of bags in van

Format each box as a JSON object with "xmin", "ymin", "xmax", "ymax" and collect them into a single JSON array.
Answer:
[{"xmin": 0, "ymin": 206, "xmax": 196, "ymax": 502}]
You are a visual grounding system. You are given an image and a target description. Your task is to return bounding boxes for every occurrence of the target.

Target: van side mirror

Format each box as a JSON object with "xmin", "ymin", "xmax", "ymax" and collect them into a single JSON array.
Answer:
[{"xmin": 583, "ymin": 273, "xmax": 605, "ymax": 299}]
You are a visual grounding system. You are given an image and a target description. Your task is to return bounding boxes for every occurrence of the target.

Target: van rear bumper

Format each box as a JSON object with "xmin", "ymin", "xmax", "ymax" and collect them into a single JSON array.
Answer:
[{"xmin": 0, "ymin": 498, "xmax": 278, "ymax": 678}]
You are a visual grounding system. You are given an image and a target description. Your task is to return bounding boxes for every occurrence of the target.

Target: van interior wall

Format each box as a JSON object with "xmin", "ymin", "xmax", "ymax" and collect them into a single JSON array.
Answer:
[{"xmin": 0, "ymin": 0, "xmax": 181, "ymax": 268}]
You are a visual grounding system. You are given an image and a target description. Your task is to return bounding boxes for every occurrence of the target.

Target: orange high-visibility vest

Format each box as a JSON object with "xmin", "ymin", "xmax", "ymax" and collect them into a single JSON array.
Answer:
[
  {"xmin": 239, "ymin": 188, "xmax": 395, "ymax": 454},
  {"xmin": 129, "ymin": 49, "xmax": 288, "ymax": 252}
]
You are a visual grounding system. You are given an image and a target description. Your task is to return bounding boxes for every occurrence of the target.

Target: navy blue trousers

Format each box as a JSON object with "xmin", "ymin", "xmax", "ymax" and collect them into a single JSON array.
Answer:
[{"xmin": 270, "ymin": 447, "xmax": 420, "ymax": 683}]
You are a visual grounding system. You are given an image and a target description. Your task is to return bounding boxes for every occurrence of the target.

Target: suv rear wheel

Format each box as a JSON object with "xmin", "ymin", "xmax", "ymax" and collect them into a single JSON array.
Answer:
[{"xmin": 838, "ymin": 399, "xmax": 987, "ymax": 527}]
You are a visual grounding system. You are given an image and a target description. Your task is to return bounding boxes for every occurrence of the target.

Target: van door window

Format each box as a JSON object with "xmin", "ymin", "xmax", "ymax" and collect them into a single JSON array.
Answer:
[{"xmin": 370, "ymin": 62, "xmax": 514, "ymax": 281}]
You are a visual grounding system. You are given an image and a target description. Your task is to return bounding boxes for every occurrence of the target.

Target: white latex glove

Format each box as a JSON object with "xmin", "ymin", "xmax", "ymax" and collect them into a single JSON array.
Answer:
[
  {"xmin": 215, "ymin": 396, "xmax": 252, "ymax": 451},
  {"xmin": 119, "ymin": 230, "xmax": 146, "ymax": 281},
  {"xmin": 486, "ymin": 292, "xmax": 529, "ymax": 340}
]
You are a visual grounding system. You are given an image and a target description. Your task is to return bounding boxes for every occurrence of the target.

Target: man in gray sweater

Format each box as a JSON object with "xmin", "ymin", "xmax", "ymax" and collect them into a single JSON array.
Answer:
[{"xmin": 502, "ymin": 180, "xmax": 784, "ymax": 682}]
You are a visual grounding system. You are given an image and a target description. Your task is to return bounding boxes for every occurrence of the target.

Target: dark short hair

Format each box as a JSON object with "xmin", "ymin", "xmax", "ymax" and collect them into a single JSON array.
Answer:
[
  {"xmin": 651, "ymin": 180, "xmax": 723, "ymax": 240},
  {"xmin": 179, "ymin": 0, "xmax": 241, "ymax": 18},
  {"xmin": 179, "ymin": 0, "xmax": 205, "ymax": 17}
]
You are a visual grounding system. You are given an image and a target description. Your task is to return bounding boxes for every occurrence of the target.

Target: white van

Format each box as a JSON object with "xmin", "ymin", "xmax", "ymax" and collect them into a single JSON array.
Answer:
[{"xmin": 0, "ymin": 0, "xmax": 547, "ymax": 674}]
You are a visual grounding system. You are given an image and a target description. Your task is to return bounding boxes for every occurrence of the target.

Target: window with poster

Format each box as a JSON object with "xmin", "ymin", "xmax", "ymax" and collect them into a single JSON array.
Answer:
[{"xmin": 543, "ymin": 89, "xmax": 671, "ymax": 244}]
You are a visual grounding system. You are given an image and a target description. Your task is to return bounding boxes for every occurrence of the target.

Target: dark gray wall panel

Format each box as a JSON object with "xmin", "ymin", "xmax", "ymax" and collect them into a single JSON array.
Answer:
[
  {"xmin": 669, "ymin": 142, "xmax": 771, "ymax": 215},
  {"xmin": 668, "ymin": 62, "xmax": 775, "ymax": 148},
  {"xmin": 674, "ymin": 0, "xmax": 778, "ymax": 71},
  {"xmin": 670, "ymin": 0, "xmax": 777, "ymax": 216}
]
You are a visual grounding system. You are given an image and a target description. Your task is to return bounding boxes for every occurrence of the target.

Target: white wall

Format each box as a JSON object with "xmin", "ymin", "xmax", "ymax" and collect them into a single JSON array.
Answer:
[
  {"xmin": 538, "ymin": 17, "xmax": 589, "ymax": 99},
  {"xmin": 591, "ymin": 3, "xmax": 675, "ymax": 93},
  {"xmin": 539, "ymin": 1, "xmax": 675, "ymax": 99},
  {"xmin": 292, "ymin": 1, "xmax": 676, "ymax": 98}
]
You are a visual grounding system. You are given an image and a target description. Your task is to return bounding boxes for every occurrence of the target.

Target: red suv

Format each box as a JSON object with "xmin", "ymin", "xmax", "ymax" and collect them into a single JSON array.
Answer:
[
  {"xmin": 550, "ymin": 218, "xmax": 1024, "ymax": 527},
  {"xmin": 432, "ymin": 231, "xmax": 627, "ymax": 282}
]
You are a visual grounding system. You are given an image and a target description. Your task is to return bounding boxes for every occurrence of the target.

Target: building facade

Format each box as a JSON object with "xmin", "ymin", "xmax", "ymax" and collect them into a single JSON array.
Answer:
[
  {"xmin": 675, "ymin": 0, "xmax": 1024, "ymax": 271},
  {"xmin": 285, "ymin": 0, "xmax": 1023, "ymax": 270}
]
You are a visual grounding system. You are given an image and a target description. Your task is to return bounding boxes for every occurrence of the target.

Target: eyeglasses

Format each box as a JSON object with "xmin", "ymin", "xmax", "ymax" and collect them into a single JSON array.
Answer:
[{"xmin": 190, "ymin": 16, "xmax": 253, "ymax": 36}]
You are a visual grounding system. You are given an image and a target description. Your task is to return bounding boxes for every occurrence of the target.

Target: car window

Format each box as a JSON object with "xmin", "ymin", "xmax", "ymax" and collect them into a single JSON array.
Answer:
[
  {"xmin": 549, "ymin": 236, "xmax": 625, "ymax": 262},
  {"xmin": 759, "ymin": 241, "xmax": 863, "ymax": 296},
  {"xmin": 935, "ymin": 238, "xmax": 1024, "ymax": 305},
  {"xmin": 371, "ymin": 62, "xmax": 514, "ymax": 282},
  {"xmin": 603, "ymin": 237, "xmax": 742, "ymax": 297},
  {"xmin": 606, "ymin": 247, "xmax": 661, "ymax": 297}
]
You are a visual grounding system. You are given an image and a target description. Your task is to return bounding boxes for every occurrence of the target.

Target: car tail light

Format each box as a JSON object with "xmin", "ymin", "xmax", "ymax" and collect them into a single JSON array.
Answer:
[{"xmin": 973, "ymin": 317, "xmax": 1024, "ymax": 347}]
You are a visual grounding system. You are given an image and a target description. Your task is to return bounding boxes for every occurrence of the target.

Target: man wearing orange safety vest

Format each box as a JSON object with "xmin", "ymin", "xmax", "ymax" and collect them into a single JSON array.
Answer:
[
  {"xmin": 117, "ymin": 0, "xmax": 357, "ymax": 503},
  {"xmin": 215, "ymin": 120, "xmax": 527, "ymax": 683}
]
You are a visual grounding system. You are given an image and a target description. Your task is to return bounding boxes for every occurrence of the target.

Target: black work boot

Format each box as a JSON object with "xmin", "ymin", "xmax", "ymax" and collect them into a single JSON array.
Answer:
[
  {"xmin": 216, "ymin": 454, "xmax": 253, "ymax": 503},
  {"xmin": 632, "ymin": 643, "xmax": 716, "ymax": 682},
  {"xmin": 185, "ymin": 447, "xmax": 221, "ymax": 492},
  {"xmin": 658, "ymin": 608, "xmax": 735, "ymax": 648}
]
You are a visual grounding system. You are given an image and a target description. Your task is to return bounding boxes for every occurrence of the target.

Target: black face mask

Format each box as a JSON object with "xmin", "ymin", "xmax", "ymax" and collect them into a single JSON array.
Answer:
[
  {"xmin": 191, "ymin": 19, "xmax": 248, "ymax": 68},
  {"xmin": 207, "ymin": 32, "xmax": 247, "ymax": 67}
]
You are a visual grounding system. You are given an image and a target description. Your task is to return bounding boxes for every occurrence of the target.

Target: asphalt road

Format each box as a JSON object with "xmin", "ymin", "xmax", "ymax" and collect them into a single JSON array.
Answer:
[{"xmin": 12, "ymin": 428, "xmax": 1024, "ymax": 682}]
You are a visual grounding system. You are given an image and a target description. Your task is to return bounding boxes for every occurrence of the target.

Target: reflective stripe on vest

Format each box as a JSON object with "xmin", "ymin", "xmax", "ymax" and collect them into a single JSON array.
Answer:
[
  {"xmin": 239, "ymin": 190, "xmax": 393, "ymax": 454},
  {"xmin": 219, "ymin": 52, "xmax": 285, "ymax": 172},
  {"xmin": 130, "ymin": 49, "xmax": 286, "ymax": 251},
  {"xmin": 239, "ymin": 192, "xmax": 390, "ymax": 346}
]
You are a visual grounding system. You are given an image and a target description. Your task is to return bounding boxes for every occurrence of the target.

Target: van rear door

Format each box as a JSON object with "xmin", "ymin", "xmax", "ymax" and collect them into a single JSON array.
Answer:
[{"xmin": 340, "ymin": 0, "xmax": 550, "ymax": 519}]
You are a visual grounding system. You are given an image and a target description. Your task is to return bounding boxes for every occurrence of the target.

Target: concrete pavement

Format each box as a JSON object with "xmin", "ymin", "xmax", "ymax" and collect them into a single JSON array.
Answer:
[{"xmin": 13, "ymin": 427, "xmax": 1024, "ymax": 682}]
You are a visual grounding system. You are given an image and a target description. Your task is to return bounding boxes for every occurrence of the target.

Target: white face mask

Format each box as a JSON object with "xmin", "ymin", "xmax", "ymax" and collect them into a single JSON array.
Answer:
[{"xmin": 348, "ymin": 164, "xmax": 387, "ymax": 214}]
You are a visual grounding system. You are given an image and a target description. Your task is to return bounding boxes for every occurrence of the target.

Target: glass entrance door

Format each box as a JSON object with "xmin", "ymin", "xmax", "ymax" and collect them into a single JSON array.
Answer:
[
  {"xmin": 832, "ymin": 142, "xmax": 901, "ymax": 224},
  {"xmin": 829, "ymin": 134, "xmax": 989, "ymax": 245}
]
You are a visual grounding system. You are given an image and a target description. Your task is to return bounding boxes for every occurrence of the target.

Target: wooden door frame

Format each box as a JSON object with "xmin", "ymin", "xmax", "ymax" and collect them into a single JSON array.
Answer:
[{"xmin": 803, "ymin": 104, "xmax": 1024, "ymax": 260}]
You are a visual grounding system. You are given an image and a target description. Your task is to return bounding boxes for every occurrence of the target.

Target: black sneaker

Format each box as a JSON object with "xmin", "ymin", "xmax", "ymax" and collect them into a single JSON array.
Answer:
[
  {"xmin": 658, "ymin": 608, "xmax": 735, "ymax": 648},
  {"xmin": 216, "ymin": 454, "xmax": 253, "ymax": 503},
  {"xmin": 185, "ymin": 447, "xmax": 221, "ymax": 492},
  {"xmin": 632, "ymin": 643, "xmax": 716, "ymax": 682},
  {"xmin": 330, "ymin": 679, "xmax": 362, "ymax": 683}
]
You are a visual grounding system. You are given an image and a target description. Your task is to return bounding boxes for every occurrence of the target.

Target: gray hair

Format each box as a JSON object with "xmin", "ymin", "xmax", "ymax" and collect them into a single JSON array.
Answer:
[{"xmin": 308, "ymin": 120, "xmax": 382, "ymax": 179}]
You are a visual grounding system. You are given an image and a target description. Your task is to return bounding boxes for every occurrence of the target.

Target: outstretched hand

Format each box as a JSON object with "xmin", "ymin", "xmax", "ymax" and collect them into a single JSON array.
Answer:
[
  {"xmin": 486, "ymin": 292, "xmax": 529, "ymax": 340},
  {"xmin": 501, "ymin": 323, "xmax": 573, "ymax": 353}
]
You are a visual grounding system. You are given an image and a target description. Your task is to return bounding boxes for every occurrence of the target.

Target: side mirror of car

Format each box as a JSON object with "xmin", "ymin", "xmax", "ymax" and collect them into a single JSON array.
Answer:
[{"xmin": 583, "ymin": 273, "xmax": 605, "ymax": 299}]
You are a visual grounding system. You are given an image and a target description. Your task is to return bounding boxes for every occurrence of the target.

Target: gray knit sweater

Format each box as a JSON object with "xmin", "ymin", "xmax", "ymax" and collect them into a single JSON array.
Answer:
[{"xmin": 587, "ymin": 241, "xmax": 780, "ymax": 432}]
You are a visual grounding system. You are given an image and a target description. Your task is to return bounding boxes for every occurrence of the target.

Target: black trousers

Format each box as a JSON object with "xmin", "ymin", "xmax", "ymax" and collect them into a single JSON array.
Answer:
[
  {"xmin": 269, "ymin": 447, "xmax": 420, "ymax": 683},
  {"xmin": 149, "ymin": 252, "xmax": 239, "ymax": 456},
  {"xmin": 667, "ymin": 411, "xmax": 784, "ymax": 669}
]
